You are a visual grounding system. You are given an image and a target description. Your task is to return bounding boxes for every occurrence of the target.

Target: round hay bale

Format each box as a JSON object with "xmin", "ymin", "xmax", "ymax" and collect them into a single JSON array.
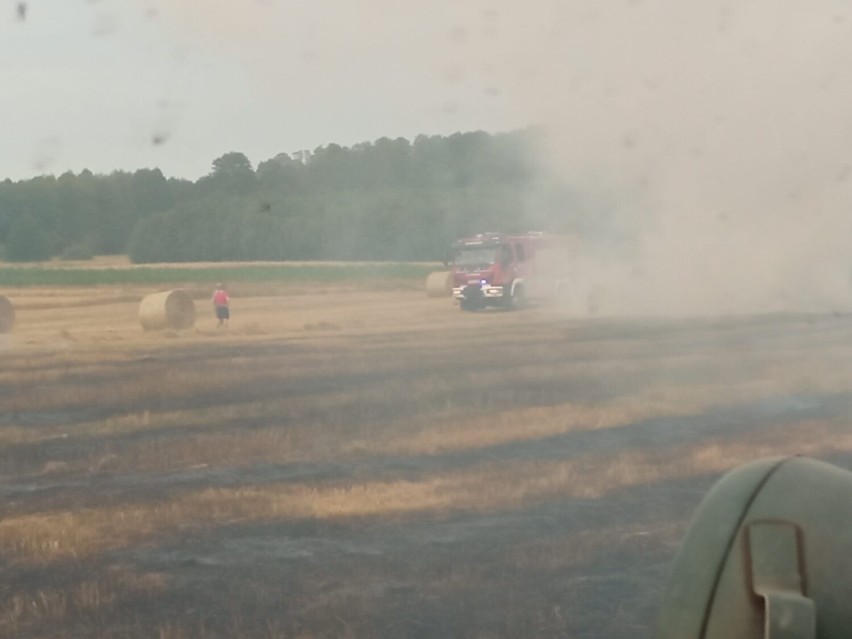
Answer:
[
  {"xmin": 425, "ymin": 271, "xmax": 453, "ymax": 298},
  {"xmin": 139, "ymin": 290, "xmax": 196, "ymax": 331},
  {"xmin": 0, "ymin": 295, "xmax": 15, "ymax": 333}
]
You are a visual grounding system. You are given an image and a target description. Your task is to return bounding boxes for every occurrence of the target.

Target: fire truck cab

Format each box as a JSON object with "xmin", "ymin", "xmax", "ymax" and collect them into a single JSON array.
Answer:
[{"xmin": 450, "ymin": 232, "xmax": 573, "ymax": 311}]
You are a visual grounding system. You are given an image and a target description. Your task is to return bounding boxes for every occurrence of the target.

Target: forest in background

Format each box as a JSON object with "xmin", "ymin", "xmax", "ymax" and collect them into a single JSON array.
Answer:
[{"xmin": 0, "ymin": 129, "xmax": 585, "ymax": 263}]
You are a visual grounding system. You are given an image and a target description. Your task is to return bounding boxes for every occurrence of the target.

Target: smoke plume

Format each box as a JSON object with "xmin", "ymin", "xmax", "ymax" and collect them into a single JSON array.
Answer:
[{"xmin": 515, "ymin": 1, "xmax": 852, "ymax": 315}]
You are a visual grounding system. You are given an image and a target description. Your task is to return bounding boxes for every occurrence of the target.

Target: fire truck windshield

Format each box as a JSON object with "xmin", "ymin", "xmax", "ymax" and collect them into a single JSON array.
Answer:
[{"xmin": 454, "ymin": 246, "xmax": 498, "ymax": 270}]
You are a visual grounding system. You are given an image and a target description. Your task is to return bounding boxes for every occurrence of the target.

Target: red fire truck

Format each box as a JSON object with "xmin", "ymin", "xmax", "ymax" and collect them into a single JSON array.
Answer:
[{"xmin": 450, "ymin": 232, "xmax": 575, "ymax": 311}]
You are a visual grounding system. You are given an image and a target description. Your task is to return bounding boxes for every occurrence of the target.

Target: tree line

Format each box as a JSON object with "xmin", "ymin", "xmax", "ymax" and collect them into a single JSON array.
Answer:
[{"xmin": 0, "ymin": 129, "xmax": 582, "ymax": 263}]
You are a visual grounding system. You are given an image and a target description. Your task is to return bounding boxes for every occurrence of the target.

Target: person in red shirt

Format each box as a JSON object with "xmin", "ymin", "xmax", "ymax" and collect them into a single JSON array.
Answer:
[{"xmin": 212, "ymin": 283, "xmax": 230, "ymax": 328}]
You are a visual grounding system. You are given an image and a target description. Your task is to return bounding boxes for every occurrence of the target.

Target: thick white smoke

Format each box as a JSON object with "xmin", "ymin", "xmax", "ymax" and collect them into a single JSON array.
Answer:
[{"xmin": 516, "ymin": 1, "xmax": 852, "ymax": 315}]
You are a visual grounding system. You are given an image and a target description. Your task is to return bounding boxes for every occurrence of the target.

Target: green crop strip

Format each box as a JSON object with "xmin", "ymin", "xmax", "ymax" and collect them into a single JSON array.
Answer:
[{"xmin": 0, "ymin": 263, "xmax": 437, "ymax": 286}]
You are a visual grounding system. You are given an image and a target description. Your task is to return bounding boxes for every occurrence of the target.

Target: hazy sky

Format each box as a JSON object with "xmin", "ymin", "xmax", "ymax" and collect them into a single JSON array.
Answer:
[
  {"xmin": 5, "ymin": 1, "xmax": 851, "ymax": 183},
  {"xmin": 1, "ymin": 0, "xmax": 535, "ymax": 181}
]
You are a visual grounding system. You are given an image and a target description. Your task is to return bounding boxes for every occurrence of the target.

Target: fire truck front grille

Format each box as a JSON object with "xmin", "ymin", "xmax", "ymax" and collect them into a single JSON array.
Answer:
[{"xmin": 462, "ymin": 285, "xmax": 483, "ymax": 299}]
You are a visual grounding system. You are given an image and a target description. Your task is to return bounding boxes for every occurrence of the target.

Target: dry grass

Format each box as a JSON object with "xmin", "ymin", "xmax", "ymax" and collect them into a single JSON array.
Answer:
[
  {"xmin": 0, "ymin": 566, "xmax": 166, "ymax": 637},
  {"xmin": 4, "ymin": 283, "xmax": 852, "ymax": 637},
  {"xmin": 4, "ymin": 346, "xmax": 849, "ymax": 476},
  {"xmin": 2, "ymin": 417, "xmax": 848, "ymax": 565}
]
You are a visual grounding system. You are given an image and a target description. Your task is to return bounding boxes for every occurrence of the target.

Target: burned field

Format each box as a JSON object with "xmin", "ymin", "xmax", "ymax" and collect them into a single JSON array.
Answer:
[{"xmin": 3, "ymin": 285, "xmax": 852, "ymax": 638}]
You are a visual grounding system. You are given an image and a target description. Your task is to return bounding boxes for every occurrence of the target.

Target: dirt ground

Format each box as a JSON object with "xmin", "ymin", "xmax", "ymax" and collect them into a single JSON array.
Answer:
[{"xmin": 3, "ymin": 283, "xmax": 852, "ymax": 638}]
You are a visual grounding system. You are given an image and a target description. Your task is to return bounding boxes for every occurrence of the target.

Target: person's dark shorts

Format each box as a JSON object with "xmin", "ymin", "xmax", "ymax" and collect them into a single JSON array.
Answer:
[{"xmin": 215, "ymin": 305, "xmax": 230, "ymax": 320}]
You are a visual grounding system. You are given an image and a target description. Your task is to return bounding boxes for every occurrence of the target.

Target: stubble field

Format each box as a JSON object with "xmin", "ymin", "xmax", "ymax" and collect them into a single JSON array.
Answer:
[{"xmin": 3, "ymin": 275, "xmax": 852, "ymax": 638}]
